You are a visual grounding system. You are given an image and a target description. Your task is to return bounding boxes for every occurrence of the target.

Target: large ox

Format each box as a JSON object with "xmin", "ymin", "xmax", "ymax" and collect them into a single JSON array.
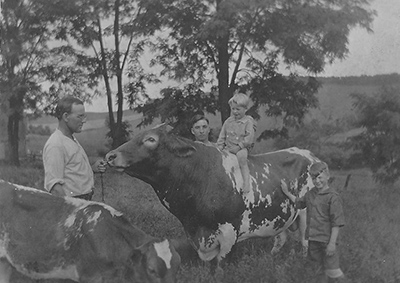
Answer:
[
  {"xmin": 105, "ymin": 125, "xmax": 319, "ymax": 270},
  {"xmin": 0, "ymin": 180, "xmax": 180, "ymax": 283}
]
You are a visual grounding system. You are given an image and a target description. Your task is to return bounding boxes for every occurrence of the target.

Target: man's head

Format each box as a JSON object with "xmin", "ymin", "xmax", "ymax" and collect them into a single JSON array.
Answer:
[
  {"xmin": 309, "ymin": 162, "xmax": 330, "ymax": 190},
  {"xmin": 55, "ymin": 96, "xmax": 87, "ymax": 134},
  {"xmin": 190, "ymin": 114, "xmax": 210, "ymax": 143},
  {"xmin": 229, "ymin": 93, "xmax": 249, "ymax": 120}
]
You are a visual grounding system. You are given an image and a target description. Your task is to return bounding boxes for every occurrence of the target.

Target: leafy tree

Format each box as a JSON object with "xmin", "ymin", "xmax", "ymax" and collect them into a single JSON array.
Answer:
[
  {"xmin": 136, "ymin": 85, "xmax": 219, "ymax": 137},
  {"xmin": 135, "ymin": 0, "xmax": 375, "ymax": 138},
  {"xmin": 59, "ymin": 0, "xmax": 160, "ymax": 148},
  {"xmin": 350, "ymin": 87, "xmax": 400, "ymax": 184},
  {"xmin": 0, "ymin": 0, "xmax": 63, "ymax": 165},
  {"xmin": 239, "ymin": 57, "xmax": 320, "ymax": 139}
]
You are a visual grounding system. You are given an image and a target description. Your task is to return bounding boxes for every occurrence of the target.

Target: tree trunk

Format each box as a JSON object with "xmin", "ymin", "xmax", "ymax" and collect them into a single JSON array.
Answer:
[
  {"xmin": 112, "ymin": 0, "xmax": 126, "ymax": 149},
  {"xmin": 113, "ymin": 68, "xmax": 124, "ymax": 148},
  {"xmin": 7, "ymin": 111, "xmax": 20, "ymax": 166},
  {"xmin": 96, "ymin": 17, "xmax": 116, "ymax": 142},
  {"xmin": 6, "ymin": 84, "xmax": 25, "ymax": 167},
  {"xmin": 217, "ymin": 32, "xmax": 232, "ymax": 123}
]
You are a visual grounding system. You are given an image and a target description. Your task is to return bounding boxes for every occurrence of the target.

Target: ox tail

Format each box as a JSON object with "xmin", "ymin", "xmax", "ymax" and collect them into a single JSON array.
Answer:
[
  {"xmin": 343, "ymin": 174, "xmax": 352, "ymax": 190},
  {"xmin": 170, "ymin": 237, "xmax": 198, "ymax": 263},
  {"xmin": 197, "ymin": 246, "xmax": 220, "ymax": 262}
]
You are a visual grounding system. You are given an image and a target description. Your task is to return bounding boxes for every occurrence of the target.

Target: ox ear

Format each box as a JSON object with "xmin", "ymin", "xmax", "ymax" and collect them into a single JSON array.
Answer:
[
  {"xmin": 153, "ymin": 123, "xmax": 174, "ymax": 133},
  {"xmin": 131, "ymin": 242, "xmax": 167, "ymax": 279},
  {"xmin": 130, "ymin": 247, "xmax": 144, "ymax": 264},
  {"xmin": 165, "ymin": 124, "xmax": 174, "ymax": 133},
  {"xmin": 166, "ymin": 136, "xmax": 196, "ymax": 157}
]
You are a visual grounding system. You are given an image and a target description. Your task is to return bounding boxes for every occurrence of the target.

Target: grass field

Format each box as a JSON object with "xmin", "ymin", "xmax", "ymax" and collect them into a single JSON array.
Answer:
[
  {"xmin": 8, "ymin": 74, "xmax": 399, "ymax": 282},
  {"xmin": 1, "ymin": 155, "xmax": 399, "ymax": 283}
]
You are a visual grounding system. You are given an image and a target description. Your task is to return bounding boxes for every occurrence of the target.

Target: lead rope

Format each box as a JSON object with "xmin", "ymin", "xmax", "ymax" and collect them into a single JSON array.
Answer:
[
  {"xmin": 100, "ymin": 172, "xmax": 105, "ymax": 203},
  {"xmin": 100, "ymin": 159, "xmax": 107, "ymax": 203}
]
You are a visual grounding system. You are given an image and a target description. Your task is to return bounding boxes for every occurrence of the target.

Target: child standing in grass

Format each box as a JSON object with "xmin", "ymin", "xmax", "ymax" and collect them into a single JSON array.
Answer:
[
  {"xmin": 281, "ymin": 162, "xmax": 346, "ymax": 283},
  {"xmin": 217, "ymin": 93, "xmax": 256, "ymax": 194}
]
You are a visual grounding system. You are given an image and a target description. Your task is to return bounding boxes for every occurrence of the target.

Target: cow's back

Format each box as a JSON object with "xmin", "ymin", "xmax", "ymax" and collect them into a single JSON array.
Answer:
[
  {"xmin": 249, "ymin": 147, "xmax": 316, "ymax": 196},
  {"xmin": 233, "ymin": 148, "xmax": 317, "ymax": 240},
  {"xmin": 0, "ymin": 182, "xmax": 83, "ymax": 280},
  {"xmin": 0, "ymin": 181, "xmax": 181, "ymax": 283}
]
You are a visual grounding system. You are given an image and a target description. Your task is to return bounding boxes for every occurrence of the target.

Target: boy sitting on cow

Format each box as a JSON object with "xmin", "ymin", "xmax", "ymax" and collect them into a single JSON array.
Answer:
[{"xmin": 217, "ymin": 92, "xmax": 256, "ymax": 194}]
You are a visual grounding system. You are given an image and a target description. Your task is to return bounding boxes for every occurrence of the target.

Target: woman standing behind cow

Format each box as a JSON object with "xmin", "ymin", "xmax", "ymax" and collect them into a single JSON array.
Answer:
[
  {"xmin": 217, "ymin": 93, "xmax": 256, "ymax": 194},
  {"xmin": 190, "ymin": 114, "xmax": 213, "ymax": 146}
]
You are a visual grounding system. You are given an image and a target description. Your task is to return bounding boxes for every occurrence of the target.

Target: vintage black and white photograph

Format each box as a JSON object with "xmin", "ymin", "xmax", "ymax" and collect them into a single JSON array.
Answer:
[{"xmin": 0, "ymin": 0, "xmax": 398, "ymax": 282}]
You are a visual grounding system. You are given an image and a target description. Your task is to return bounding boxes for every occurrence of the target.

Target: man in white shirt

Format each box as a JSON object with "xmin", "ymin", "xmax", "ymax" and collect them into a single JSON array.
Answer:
[{"xmin": 43, "ymin": 96, "xmax": 106, "ymax": 200}]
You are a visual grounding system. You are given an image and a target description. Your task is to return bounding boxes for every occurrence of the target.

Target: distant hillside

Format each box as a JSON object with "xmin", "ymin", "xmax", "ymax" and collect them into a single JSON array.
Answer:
[
  {"xmin": 317, "ymin": 73, "xmax": 400, "ymax": 86},
  {"xmin": 29, "ymin": 73, "xmax": 400, "ymax": 135},
  {"xmin": 26, "ymin": 73, "xmax": 400, "ymax": 156},
  {"xmin": 307, "ymin": 73, "xmax": 400, "ymax": 122},
  {"xmin": 30, "ymin": 109, "xmax": 139, "ymax": 124},
  {"xmin": 29, "ymin": 110, "xmax": 141, "ymax": 132}
]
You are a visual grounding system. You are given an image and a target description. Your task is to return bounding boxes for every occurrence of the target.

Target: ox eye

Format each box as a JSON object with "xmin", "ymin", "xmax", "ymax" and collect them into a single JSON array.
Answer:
[
  {"xmin": 146, "ymin": 137, "xmax": 156, "ymax": 143},
  {"xmin": 143, "ymin": 136, "xmax": 159, "ymax": 149},
  {"xmin": 147, "ymin": 266, "xmax": 159, "ymax": 278}
]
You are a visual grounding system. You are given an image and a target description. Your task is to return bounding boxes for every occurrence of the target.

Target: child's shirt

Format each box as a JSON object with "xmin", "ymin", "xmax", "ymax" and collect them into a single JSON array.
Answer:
[
  {"xmin": 295, "ymin": 186, "xmax": 345, "ymax": 243},
  {"xmin": 217, "ymin": 115, "xmax": 256, "ymax": 152}
]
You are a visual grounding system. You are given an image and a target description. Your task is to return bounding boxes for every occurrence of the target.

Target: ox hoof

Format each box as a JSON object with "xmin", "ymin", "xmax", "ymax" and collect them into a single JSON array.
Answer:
[
  {"xmin": 301, "ymin": 241, "xmax": 309, "ymax": 258},
  {"xmin": 214, "ymin": 266, "xmax": 224, "ymax": 282},
  {"xmin": 270, "ymin": 247, "xmax": 279, "ymax": 255},
  {"xmin": 301, "ymin": 246, "xmax": 308, "ymax": 258}
]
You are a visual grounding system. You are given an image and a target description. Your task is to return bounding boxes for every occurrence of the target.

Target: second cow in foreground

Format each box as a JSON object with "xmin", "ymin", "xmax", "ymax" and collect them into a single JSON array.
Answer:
[
  {"xmin": 106, "ymin": 125, "xmax": 319, "ymax": 271},
  {"xmin": 0, "ymin": 180, "xmax": 180, "ymax": 283}
]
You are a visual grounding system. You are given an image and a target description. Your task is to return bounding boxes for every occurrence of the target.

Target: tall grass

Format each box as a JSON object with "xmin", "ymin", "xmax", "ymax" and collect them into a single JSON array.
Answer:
[
  {"xmin": 1, "ymin": 162, "xmax": 399, "ymax": 283},
  {"xmin": 337, "ymin": 170, "xmax": 400, "ymax": 282}
]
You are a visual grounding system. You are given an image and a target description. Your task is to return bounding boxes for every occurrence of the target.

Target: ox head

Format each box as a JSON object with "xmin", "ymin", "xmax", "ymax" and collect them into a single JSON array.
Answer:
[
  {"xmin": 106, "ymin": 124, "xmax": 196, "ymax": 177},
  {"xmin": 130, "ymin": 239, "xmax": 181, "ymax": 283}
]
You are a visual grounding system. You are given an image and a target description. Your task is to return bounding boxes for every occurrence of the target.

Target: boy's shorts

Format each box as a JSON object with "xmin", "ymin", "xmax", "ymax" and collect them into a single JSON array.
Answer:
[{"xmin": 308, "ymin": 240, "xmax": 344, "ymax": 278}]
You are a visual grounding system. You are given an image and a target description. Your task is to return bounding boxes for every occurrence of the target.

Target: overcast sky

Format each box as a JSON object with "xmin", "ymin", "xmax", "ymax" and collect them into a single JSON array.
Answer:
[
  {"xmin": 322, "ymin": 0, "xmax": 400, "ymax": 77},
  {"xmin": 87, "ymin": 0, "xmax": 400, "ymax": 112}
]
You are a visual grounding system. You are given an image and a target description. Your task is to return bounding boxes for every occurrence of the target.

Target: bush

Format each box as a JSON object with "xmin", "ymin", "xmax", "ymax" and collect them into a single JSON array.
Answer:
[
  {"xmin": 350, "ymin": 86, "xmax": 400, "ymax": 184},
  {"xmin": 27, "ymin": 124, "xmax": 51, "ymax": 136},
  {"xmin": 272, "ymin": 119, "xmax": 353, "ymax": 169},
  {"xmin": 105, "ymin": 118, "xmax": 132, "ymax": 149}
]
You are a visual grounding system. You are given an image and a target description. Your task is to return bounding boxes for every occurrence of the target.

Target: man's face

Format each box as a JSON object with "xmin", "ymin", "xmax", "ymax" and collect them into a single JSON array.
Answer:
[
  {"xmin": 65, "ymin": 103, "xmax": 86, "ymax": 133},
  {"xmin": 230, "ymin": 102, "xmax": 246, "ymax": 120},
  {"xmin": 312, "ymin": 170, "xmax": 330, "ymax": 190},
  {"xmin": 191, "ymin": 119, "xmax": 210, "ymax": 142}
]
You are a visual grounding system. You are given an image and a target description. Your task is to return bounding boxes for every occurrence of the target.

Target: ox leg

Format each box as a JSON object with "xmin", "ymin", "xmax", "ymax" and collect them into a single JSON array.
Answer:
[
  {"xmin": 0, "ymin": 259, "xmax": 12, "ymax": 283},
  {"xmin": 298, "ymin": 209, "xmax": 308, "ymax": 257},
  {"xmin": 170, "ymin": 236, "xmax": 198, "ymax": 263},
  {"xmin": 209, "ymin": 257, "xmax": 224, "ymax": 282},
  {"xmin": 271, "ymin": 231, "xmax": 287, "ymax": 255}
]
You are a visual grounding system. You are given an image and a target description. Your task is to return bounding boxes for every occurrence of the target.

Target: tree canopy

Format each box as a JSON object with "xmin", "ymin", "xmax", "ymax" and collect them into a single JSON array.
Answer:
[
  {"xmin": 0, "ymin": 0, "xmax": 87, "ymax": 165},
  {"xmin": 0, "ymin": 0, "xmax": 376, "ymax": 165},
  {"xmin": 135, "ymin": 0, "xmax": 375, "ymax": 138}
]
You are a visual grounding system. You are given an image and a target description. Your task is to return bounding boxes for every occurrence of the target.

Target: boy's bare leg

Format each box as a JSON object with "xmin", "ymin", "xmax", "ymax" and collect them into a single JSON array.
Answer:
[
  {"xmin": 241, "ymin": 163, "xmax": 250, "ymax": 193},
  {"xmin": 237, "ymin": 149, "xmax": 250, "ymax": 193},
  {"xmin": 298, "ymin": 209, "xmax": 308, "ymax": 257},
  {"xmin": 0, "ymin": 259, "xmax": 12, "ymax": 283}
]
